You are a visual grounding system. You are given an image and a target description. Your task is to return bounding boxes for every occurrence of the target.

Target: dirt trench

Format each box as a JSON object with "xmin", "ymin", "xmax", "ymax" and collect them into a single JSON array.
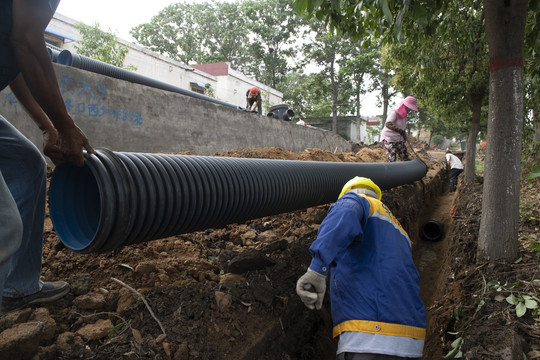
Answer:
[{"xmin": 1, "ymin": 145, "xmax": 461, "ymax": 360}]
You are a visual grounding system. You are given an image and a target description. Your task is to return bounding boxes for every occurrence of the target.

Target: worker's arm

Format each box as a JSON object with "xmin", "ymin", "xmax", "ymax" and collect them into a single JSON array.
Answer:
[
  {"xmin": 10, "ymin": 74, "xmax": 65, "ymax": 165},
  {"xmin": 385, "ymin": 119, "xmax": 406, "ymax": 139},
  {"xmin": 309, "ymin": 196, "xmax": 367, "ymax": 274},
  {"xmin": 10, "ymin": 0, "xmax": 94, "ymax": 166},
  {"xmin": 297, "ymin": 195, "xmax": 367, "ymax": 310},
  {"xmin": 385, "ymin": 120, "xmax": 400, "ymax": 132}
]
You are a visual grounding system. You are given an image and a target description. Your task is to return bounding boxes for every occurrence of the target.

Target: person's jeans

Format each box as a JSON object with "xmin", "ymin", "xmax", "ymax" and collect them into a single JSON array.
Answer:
[
  {"xmin": 0, "ymin": 115, "xmax": 46, "ymax": 297},
  {"xmin": 449, "ymin": 168, "xmax": 463, "ymax": 192},
  {"xmin": 0, "ymin": 170, "xmax": 23, "ymax": 306}
]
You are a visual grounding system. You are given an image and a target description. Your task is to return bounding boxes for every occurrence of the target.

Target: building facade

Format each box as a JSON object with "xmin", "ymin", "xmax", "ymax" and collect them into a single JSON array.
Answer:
[{"xmin": 45, "ymin": 13, "xmax": 283, "ymax": 113}]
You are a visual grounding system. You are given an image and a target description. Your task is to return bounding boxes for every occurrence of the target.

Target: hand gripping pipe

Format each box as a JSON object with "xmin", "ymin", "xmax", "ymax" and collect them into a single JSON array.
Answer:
[
  {"xmin": 56, "ymin": 50, "xmax": 243, "ymax": 111},
  {"xmin": 49, "ymin": 149, "xmax": 428, "ymax": 254}
]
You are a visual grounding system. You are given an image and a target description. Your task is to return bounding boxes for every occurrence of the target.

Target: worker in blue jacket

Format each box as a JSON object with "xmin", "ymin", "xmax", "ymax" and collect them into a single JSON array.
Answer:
[{"xmin": 296, "ymin": 177, "xmax": 426, "ymax": 359}]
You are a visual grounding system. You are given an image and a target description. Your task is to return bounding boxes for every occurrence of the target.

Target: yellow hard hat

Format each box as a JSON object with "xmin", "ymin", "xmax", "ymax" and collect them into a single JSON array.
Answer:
[{"xmin": 338, "ymin": 177, "xmax": 382, "ymax": 200}]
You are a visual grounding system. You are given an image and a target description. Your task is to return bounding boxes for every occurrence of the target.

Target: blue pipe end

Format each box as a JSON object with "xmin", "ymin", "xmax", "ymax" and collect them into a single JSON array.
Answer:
[{"xmin": 49, "ymin": 163, "xmax": 100, "ymax": 252}]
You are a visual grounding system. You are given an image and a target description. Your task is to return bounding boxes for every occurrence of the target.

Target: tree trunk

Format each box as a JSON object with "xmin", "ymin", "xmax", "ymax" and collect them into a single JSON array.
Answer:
[
  {"xmin": 379, "ymin": 84, "xmax": 389, "ymax": 141},
  {"xmin": 463, "ymin": 92, "xmax": 484, "ymax": 183},
  {"xmin": 330, "ymin": 60, "xmax": 338, "ymax": 134},
  {"xmin": 478, "ymin": 0, "xmax": 528, "ymax": 262},
  {"xmin": 356, "ymin": 90, "xmax": 361, "ymax": 142},
  {"xmin": 534, "ymin": 111, "xmax": 540, "ymax": 142}
]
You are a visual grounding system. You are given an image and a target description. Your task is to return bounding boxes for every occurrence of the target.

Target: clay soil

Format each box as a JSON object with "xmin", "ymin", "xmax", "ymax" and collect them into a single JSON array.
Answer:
[{"xmin": 0, "ymin": 140, "xmax": 539, "ymax": 360}]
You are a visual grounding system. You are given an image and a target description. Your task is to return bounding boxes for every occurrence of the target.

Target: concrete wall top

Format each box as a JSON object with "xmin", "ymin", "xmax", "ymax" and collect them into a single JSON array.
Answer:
[{"xmin": 0, "ymin": 64, "xmax": 352, "ymax": 159}]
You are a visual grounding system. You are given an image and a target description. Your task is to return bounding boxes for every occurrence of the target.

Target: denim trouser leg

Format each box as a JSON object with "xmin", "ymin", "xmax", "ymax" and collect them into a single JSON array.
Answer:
[
  {"xmin": 0, "ymin": 170, "xmax": 23, "ymax": 306},
  {"xmin": 0, "ymin": 115, "xmax": 46, "ymax": 297}
]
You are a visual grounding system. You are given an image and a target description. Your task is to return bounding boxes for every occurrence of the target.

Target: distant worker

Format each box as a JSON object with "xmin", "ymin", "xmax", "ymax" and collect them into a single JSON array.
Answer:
[
  {"xmin": 380, "ymin": 96, "xmax": 418, "ymax": 162},
  {"xmin": 296, "ymin": 177, "xmax": 426, "ymax": 360},
  {"xmin": 1, "ymin": 0, "xmax": 94, "ymax": 312},
  {"xmin": 446, "ymin": 150, "xmax": 463, "ymax": 192},
  {"xmin": 246, "ymin": 86, "xmax": 262, "ymax": 115}
]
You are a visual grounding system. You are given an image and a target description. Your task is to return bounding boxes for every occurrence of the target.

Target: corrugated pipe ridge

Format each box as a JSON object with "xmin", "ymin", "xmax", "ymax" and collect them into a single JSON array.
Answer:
[
  {"xmin": 49, "ymin": 149, "xmax": 428, "ymax": 254},
  {"xmin": 56, "ymin": 50, "xmax": 243, "ymax": 111}
]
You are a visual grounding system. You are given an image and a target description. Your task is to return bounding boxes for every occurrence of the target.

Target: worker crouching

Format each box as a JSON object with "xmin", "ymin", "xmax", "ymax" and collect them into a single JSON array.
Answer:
[{"xmin": 296, "ymin": 177, "xmax": 426, "ymax": 359}]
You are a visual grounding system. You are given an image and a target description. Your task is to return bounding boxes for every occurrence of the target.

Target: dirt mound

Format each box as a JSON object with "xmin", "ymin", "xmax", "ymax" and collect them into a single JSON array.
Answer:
[{"xmin": 0, "ymin": 143, "xmax": 538, "ymax": 360}]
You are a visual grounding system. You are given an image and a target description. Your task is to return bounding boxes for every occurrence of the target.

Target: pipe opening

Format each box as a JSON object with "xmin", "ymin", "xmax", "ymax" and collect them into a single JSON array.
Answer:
[
  {"xmin": 420, "ymin": 219, "xmax": 444, "ymax": 242},
  {"xmin": 49, "ymin": 163, "xmax": 100, "ymax": 252}
]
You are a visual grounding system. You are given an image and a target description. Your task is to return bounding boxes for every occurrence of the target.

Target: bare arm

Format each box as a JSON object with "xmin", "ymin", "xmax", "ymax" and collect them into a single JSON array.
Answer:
[
  {"xmin": 9, "ymin": 74, "xmax": 65, "ymax": 165},
  {"xmin": 385, "ymin": 120, "xmax": 400, "ymax": 132},
  {"xmin": 10, "ymin": 0, "xmax": 94, "ymax": 166}
]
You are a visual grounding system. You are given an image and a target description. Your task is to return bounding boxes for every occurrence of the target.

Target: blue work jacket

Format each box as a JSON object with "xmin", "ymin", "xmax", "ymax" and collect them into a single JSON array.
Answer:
[{"xmin": 309, "ymin": 192, "xmax": 426, "ymax": 340}]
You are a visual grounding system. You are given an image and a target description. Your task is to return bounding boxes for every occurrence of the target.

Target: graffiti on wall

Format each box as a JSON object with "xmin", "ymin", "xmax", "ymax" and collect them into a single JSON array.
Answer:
[{"xmin": 2, "ymin": 72, "xmax": 143, "ymax": 126}]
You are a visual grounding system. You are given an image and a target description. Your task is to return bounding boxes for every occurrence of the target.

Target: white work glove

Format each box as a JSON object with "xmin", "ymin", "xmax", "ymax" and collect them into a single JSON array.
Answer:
[{"xmin": 296, "ymin": 269, "xmax": 326, "ymax": 310}]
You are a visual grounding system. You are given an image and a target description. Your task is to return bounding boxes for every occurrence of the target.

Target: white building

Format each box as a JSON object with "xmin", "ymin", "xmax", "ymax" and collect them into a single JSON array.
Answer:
[{"xmin": 44, "ymin": 13, "xmax": 283, "ymax": 112}]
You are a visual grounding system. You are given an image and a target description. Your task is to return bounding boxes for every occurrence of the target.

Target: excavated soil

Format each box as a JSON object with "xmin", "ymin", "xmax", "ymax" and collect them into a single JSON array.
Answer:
[{"xmin": 0, "ymin": 140, "xmax": 539, "ymax": 360}]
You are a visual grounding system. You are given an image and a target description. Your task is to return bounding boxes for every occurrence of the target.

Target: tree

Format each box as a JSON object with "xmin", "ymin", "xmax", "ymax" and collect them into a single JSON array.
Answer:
[
  {"xmin": 196, "ymin": 2, "xmax": 250, "ymax": 67},
  {"xmin": 371, "ymin": 47, "xmax": 398, "ymax": 134},
  {"xmin": 129, "ymin": 0, "xmax": 304, "ymax": 89},
  {"xmin": 242, "ymin": 0, "xmax": 306, "ymax": 88},
  {"xmin": 383, "ymin": 1, "xmax": 489, "ymax": 183},
  {"xmin": 477, "ymin": 0, "xmax": 529, "ymax": 261},
  {"xmin": 130, "ymin": 3, "xmax": 211, "ymax": 64},
  {"xmin": 74, "ymin": 22, "xmax": 136, "ymax": 70},
  {"xmin": 301, "ymin": 20, "xmax": 363, "ymax": 133},
  {"xmin": 292, "ymin": 0, "xmax": 531, "ymax": 262},
  {"xmin": 281, "ymin": 71, "xmax": 333, "ymax": 118}
]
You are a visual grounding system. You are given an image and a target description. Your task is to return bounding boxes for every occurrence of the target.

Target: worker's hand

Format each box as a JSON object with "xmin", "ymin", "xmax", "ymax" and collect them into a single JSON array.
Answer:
[
  {"xmin": 296, "ymin": 269, "xmax": 326, "ymax": 310},
  {"xmin": 399, "ymin": 129, "xmax": 407, "ymax": 140},
  {"xmin": 55, "ymin": 122, "xmax": 95, "ymax": 167},
  {"xmin": 42, "ymin": 127, "xmax": 66, "ymax": 165}
]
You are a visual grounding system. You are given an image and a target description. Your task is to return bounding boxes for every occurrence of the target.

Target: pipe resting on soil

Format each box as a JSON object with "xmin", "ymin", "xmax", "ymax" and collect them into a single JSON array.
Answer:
[{"xmin": 49, "ymin": 149, "xmax": 428, "ymax": 254}]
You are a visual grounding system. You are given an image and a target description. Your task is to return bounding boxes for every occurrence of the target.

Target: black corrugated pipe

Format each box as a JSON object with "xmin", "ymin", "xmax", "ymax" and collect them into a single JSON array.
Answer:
[
  {"xmin": 47, "ymin": 48, "xmax": 60, "ymax": 63},
  {"xmin": 420, "ymin": 219, "xmax": 444, "ymax": 242},
  {"xmin": 49, "ymin": 149, "xmax": 428, "ymax": 254},
  {"xmin": 267, "ymin": 104, "xmax": 295, "ymax": 121},
  {"xmin": 57, "ymin": 50, "xmax": 243, "ymax": 111}
]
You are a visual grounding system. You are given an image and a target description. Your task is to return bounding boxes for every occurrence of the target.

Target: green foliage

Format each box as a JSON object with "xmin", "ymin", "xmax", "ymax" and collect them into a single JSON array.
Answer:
[
  {"xmin": 74, "ymin": 22, "xmax": 135, "ymax": 70},
  {"xmin": 130, "ymin": 0, "xmax": 303, "ymax": 87},
  {"xmin": 282, "ymin": 71, "xmax": 333, "ymax": 118},
  {"xmin": 443, "ymin": 336, "xmax": 463, "ymax": 359},
  {"xmin": 242, "ymin": 0, "xmax": 306, "ymax": 87},
  {"xmin": 506, "ymin": 293, "xmax": 539, "ymax": 318},
  {"xmin": 520, "ymin": 200, "xmax": 539, "ymax": 226},
  {"xmin": 488, "ymin": 280, "xmax": 540, "ymax": 318},
  {"xmin": 529, "ymin": 242, "xmax": 540, "ymax": 257},
  {"xmin": 205, "ymin": 83, "xmax": 216, "ymax": 99},
  {"xmin": 108, "ymin": 320, "xmax": 131, "ymax": 338},
  {"xmin": 432, "ymin": 134, "xmax": 445, "ymax": 147},
  {"xmin": 528, "ymin": 165, "xmax": 540, "ymax": 179},
  {"xmin": 130, "ymin": 2, "xmax": 208, "ymax": 64},
  {"xmin": 292, "ymin": 0, "xmax": 445, "ymax": 44}
]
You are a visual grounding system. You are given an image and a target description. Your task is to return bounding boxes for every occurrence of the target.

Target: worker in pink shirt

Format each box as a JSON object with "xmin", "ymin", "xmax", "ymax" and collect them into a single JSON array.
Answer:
[{"xmin": 380, "ymin": 96, "xmax": 418, "ymax": 162}]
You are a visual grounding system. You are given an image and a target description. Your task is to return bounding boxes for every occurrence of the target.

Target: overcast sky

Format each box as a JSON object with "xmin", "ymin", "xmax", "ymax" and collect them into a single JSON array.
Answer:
[
  {"xmin": 55, "ymin": 1, "xmax": 385, "ymax": 116},
  {"xmin": 56, "ymin": 1, "xmax": 187, "ymax": 41}
]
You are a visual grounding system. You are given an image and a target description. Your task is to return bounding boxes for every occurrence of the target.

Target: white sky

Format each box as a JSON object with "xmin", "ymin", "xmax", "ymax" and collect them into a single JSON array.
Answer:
[
  {"xmin": 55, "ymin": 1, "xmax": 384, "ymax": 116},
  {"xmin": 56, "ymin": 1, "xmax": 182, "ymax": 41}
]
